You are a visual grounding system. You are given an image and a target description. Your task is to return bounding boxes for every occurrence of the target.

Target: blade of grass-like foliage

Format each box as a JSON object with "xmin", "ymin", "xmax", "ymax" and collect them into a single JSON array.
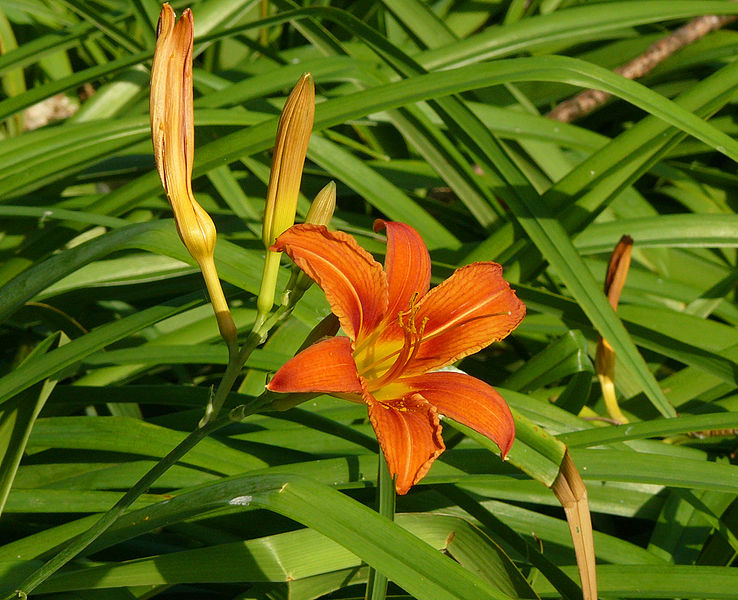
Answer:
[
  {"xmin": 0, "ymin": 6, "xmax": 25, "ymax": 135},
  {"xmin": 13, "ymin": 514, "xmax": 527, "ymax": 597},
  {"xmin": 516, "ymin": 282, "xmax": 738, "ymax": 395},
  {"xmin": 469, "ymin": 57, "xmax": 738, "ymax": 268},
  {"xmin": 0, "ymin": 206, "xmax": 127, "ymax": 228},
  {"xmin": 480, "ymin": 408, "xmax": 595, "ymax": 599},
  {"xmin": 0, "ymin": 117, "xmax": 149, "ymax": 199},
  {"xmin": 26, "ymin": 416, "xmax": 264, "ymax": 474},
  {"xmin": 4, "ymin": 489, "xmax": 166, "ymax": 515},
  {"xmin": 364, "ymin": 450, "xmax": 394, "ymax": 600},
  {"xmin": 473, "ymin": 497, "xmax": 663, "ymax": 565},
  {"xmin": 269, "ymin": 9, "xmax": 738, "ymax": 161},
  {"xmin": 533, "ymin": 564, "xmax": 738, "ymax": 598},
  {"xmin": 0, "ymin": 294, "xmax": 201, "ymax": 405},
  {"xmin": 382, "ymin": 0, "xmax": 457, "ymax": 49},
  {"xmin": 308, "ymin": 134, "xmax": 458, "ymax": 249},
  {"xmin": 78, "ymin": 53, "xmax": 738, "ymax": 223},
  {"xmin": 54, "ymin": 0, "xmax": 142, "ymax": 53},
  {"xmin": 0, "ymin": 514, "xmax": 100, "ymax": 561},
  {"xmin": 560, "ymin": 413, "xmax": 738, "ymax": 448},
  {"xmin": 0, "ymin": 221, "xmax": 159, "ymax": 322},
  {"xmin": 0, "ymin": 333, "xmax": 60, "ymax": 517},
  {"xmin": 448, "ymin": 409, "xmax": 566, "ymax": 488},
  {"xmin": 0, "ymin": 52, "xmax": 146, "ymax": 122},
  {"xmin": 80, "ymin": 344, "xmax": 288, "ymax": 369},
  {"xmin": 10, "ymin": 460, "xmax": 215, "ymax": 495},
  {"xmin": 502, "ymin": 331, "xmax": 592, "ymax": 393},
  {"xmin": 572, "ymin": 448, "xmax": 738, "ymax": 493},
  {"xmin": 440, "ymin": 485, "xmax": 581, "ymax": 600},
  {"xmin": 442, "ymin": 518, "xmax": 540, "ymax": 599},
  {"xmin": 16, "ymin": 475, "xmax": 511, "ymax": 600},
  {"xmin": 417, "ymin": 1, "xmax": 738, "ymax": 68},
  {"xmin": 667, "ymin": 489, "xmax": 738, "ymax": 560},
  {"xmin": 0, "ymin": 20, "xmax": 96, "ymax": 76},
  {"xmin": 386, "ymin": 105, "xmax": 504, "ymax": 228},
  {"xmin": 0, "ymin": 220, "xmax": 324, "ymax": 326},
  {"xmin": 575, "ymin": 215, "xmax": 738, "ymax": 252}
]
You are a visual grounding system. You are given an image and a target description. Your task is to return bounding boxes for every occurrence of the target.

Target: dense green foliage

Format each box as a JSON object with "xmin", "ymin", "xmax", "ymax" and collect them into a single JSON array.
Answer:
[{"xmin": 1, "ymin": 1, "xmax": 738, "ymax": 598}]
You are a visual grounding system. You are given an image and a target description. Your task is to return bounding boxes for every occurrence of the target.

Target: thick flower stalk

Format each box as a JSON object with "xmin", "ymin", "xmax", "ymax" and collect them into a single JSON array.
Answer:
[
  {"xmin": 267, "ymin": 220, "xmax": 525, "ymax": 494},
  {"xmin": 150, "ymin": 3, "xmax": 237, "ymax": 352}
]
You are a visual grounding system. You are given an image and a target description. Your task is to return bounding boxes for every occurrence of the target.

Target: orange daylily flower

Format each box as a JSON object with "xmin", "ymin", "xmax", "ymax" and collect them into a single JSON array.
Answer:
[{"xmin": 267, "ymin": 220, "xmax": 525, "ymax": 494}]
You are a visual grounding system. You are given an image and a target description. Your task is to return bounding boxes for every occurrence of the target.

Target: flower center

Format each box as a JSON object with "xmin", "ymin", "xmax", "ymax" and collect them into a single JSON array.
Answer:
[{"xmin": 354, "ymin": 295, "xmax": 428, "ymax": 391}]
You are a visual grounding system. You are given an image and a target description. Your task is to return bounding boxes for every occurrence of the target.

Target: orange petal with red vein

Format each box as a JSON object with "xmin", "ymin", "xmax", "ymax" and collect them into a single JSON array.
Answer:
[
  {"xmin": 404, "ymin": 371, "xmax": 515, "ymax": 458},
  {"xmin": 273, "ymin": 225, "xmax": 388, "ymax": 341},
  {"xmin": 374, "ymin": 220, "xmax": 431, "ymax": 319},
  {"xmin": 405, "ymin": 262, "xmax": 525, "ymax": 374},
  {"xmin": 366, "ymin": 392, "xmax": 445, "ymax": 495},
  {"xmin": 267, "ymin": 336, "xmax": 362, "ymax": 394}
]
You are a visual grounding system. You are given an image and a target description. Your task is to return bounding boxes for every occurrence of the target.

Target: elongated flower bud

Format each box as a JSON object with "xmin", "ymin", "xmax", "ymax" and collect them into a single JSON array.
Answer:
[
  {"xmin": 261, "ymin": 73, "xmax": 315, "ymax": 249},
  {"xmin": 151, "ymin": 4, "xmax": 215, "ymax": 263},
  {"xmin": 256, "ymin": 74, "xmax": 315, "ymax": 319},
  {"xmin": 151, "ymin": 4, "xmax": 237, "ymax": 352}
]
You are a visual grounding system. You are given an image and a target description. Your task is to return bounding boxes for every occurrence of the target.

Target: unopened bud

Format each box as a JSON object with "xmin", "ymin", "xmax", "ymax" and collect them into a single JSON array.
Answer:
[
  {"xmin": 151, "ymin": 4, "xmax": 216, "ymax": 264},
  {"xmin": 305, "ymin": 181, "xmax": 336, "ymax": 227},
  {"xmin": 256, "ymin": 74, "xmax": 315, "ymax": 320},
  {"xmin": 150, "ymin": 4, "xmax": 237, "ymax": 354},
  {"xmin": 262, "ymin": 73, "xmax": 315, "ymax": 249}
]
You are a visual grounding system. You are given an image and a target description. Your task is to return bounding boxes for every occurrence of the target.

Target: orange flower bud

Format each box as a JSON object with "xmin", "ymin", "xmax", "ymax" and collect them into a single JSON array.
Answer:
[
  {"xmin": 262, "ymin": 73, "xmax": 315, "ymax": 248},
  {"xmin": 150, "ymin": 4, "xmax": 237, "ymax": 354},
  {"xmin": 150, "ymin": 3, "xmax": 216, "ymax": 264}
]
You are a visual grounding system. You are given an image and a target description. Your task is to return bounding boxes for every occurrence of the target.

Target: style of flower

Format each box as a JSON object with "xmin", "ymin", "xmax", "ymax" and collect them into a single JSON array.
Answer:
[{"xmin": 267, "ymin": 220, "xmax": 526, "ymax": 494}]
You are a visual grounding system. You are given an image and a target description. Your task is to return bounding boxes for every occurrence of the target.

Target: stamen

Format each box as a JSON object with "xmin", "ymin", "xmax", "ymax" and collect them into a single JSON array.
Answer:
[{"xmin": 368, "ymin": 297, "xmax": 427, "ymax": 390}]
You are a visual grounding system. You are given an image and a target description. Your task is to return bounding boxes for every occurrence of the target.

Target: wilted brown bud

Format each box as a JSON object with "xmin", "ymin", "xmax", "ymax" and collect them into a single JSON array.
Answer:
[{"xmin": 596, "ymin": 235, "xmax": 633, "ymax": 424}]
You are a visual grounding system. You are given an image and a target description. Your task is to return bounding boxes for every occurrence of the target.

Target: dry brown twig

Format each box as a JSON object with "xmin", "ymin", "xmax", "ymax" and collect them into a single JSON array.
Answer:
[{"xmin": 548, "ymin": 12, "xmax": 738, "ymax": 123}]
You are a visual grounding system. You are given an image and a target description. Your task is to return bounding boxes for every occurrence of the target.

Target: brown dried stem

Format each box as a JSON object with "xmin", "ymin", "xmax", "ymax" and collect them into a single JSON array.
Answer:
[
  {"xmin": 552, "ymin": 450, "xmax": 597, "ymax": 600},
  {"xmin": 548, "ymin": 12, "xmax": 738, "ymax": 123}
]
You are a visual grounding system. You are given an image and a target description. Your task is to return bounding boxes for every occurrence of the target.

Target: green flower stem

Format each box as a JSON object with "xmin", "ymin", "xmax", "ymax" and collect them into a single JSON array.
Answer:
[
  {"xmin": 7, "ymin": 401, "xmax": 268, "ymax": 600},
  {"xmin": 199, "ymin": 343, "xmax": 249, "ymax": 427},
  {"xmin": 200, "ymin": 267, "xmax": 307, "ymax": 427},
  {"xmin": 255, "ymin": 250, "xmax": 283, "ymax": 328},
  {"xmin": 365, "ymin": 449, "xmax": 395, "ymax": 600}
]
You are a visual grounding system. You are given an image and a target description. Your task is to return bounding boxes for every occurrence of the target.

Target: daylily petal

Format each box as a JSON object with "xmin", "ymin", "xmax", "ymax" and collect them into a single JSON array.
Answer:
[
  {"xmin": 403, "ymin": 371, "xmax": 515, "ymax": 458},
  {"xmin": 374, "ymin": 220, "xmax": 431, "ymax": 319},
  {"xmin": 406, "ymin": 262, "xmax": 525, "ymax": 374},
  {"xmin": 273, "ymin": 225, "xmax": 388, "ymax": 341},
  {"xmin": 365, "ymin": 389, "xmax": 445, "ymax": 495},
  {"xmin": 267, "ymin": 336, "xmax": 362, "ymax": 394}
]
